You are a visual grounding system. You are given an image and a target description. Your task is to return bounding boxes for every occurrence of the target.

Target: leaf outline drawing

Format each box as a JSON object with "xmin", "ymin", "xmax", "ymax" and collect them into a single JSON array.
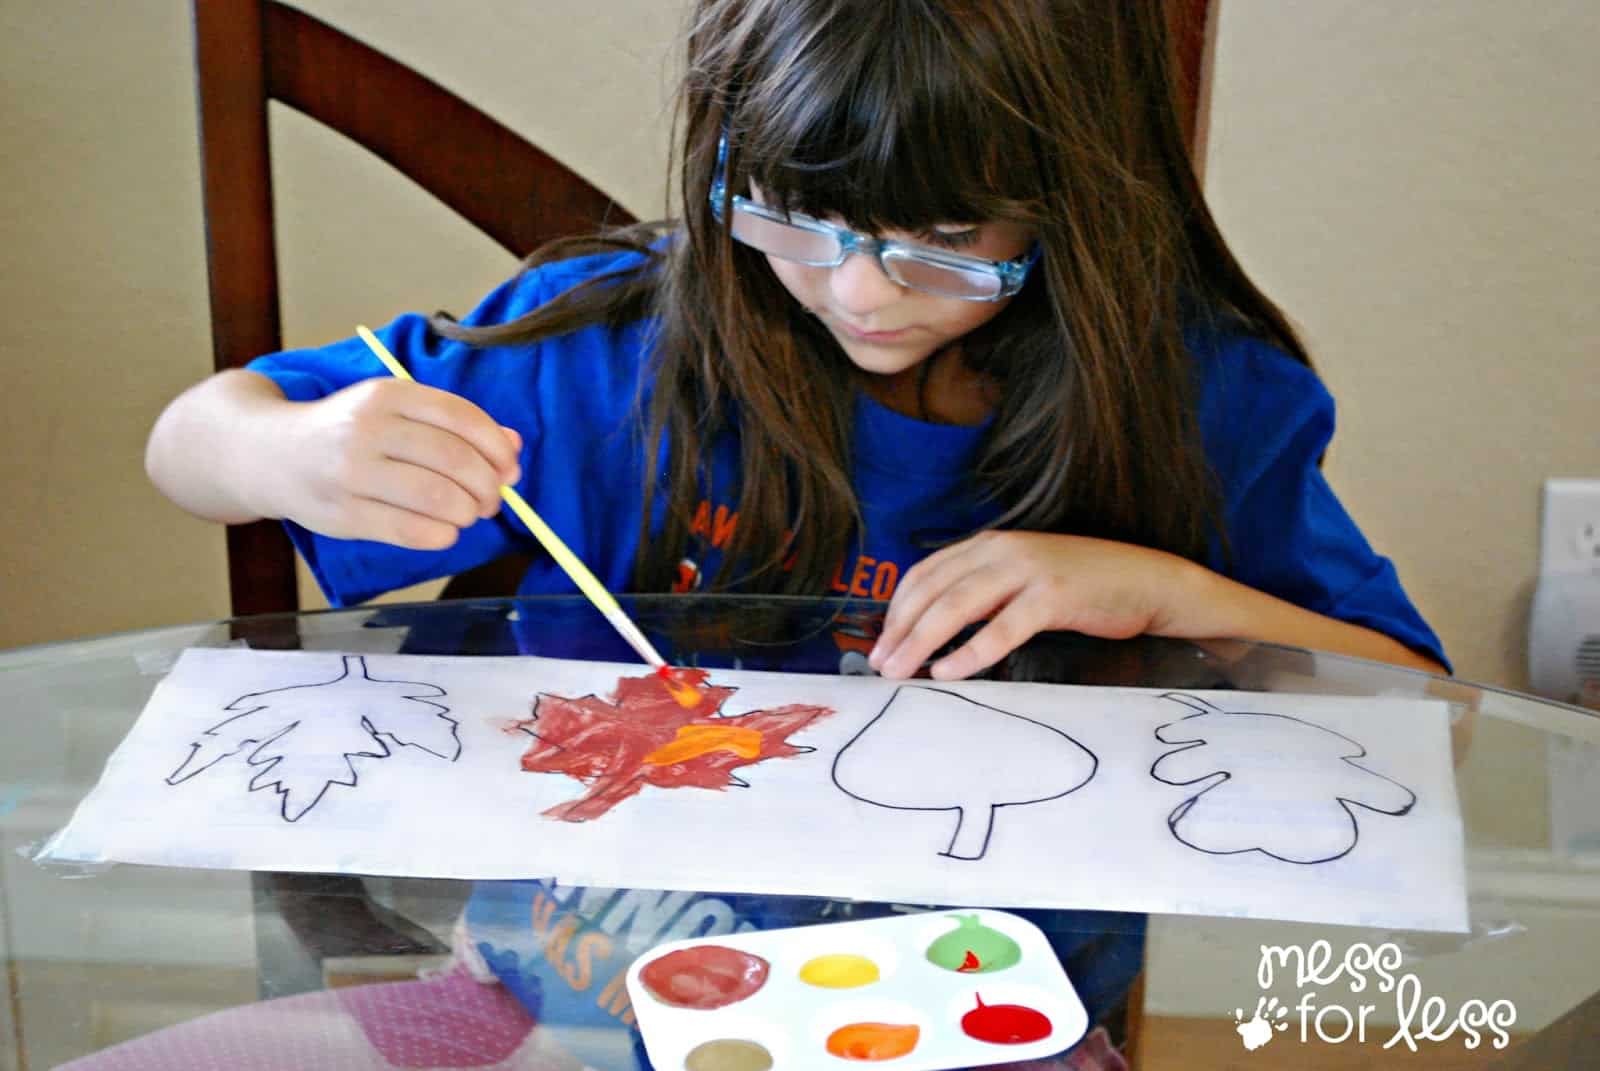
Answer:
[
  {"xmin": 167, "ymin": 654, "xmax": 459, "ymax": 821},
  {"xmin": 831, "ymin": 685, "xmax": 1098, "ymax": 860},
  {"xmin": 1150, "ymin": 692, "xmax": 1417, "ymax": 864}
]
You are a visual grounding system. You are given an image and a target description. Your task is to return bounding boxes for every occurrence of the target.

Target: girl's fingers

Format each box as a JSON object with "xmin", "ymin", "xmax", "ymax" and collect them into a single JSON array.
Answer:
[
  {"xmin": 389, "ymin": 383, "xmax": 522, "ymax": 483},
  {"xmin": 875, "ymin": 564, "xmax": 1021, "ymax": 679},
  {"xmin": 358, "ymin": 459, "xmax": 484, "ymax": 532},
  {"xmin": 871, "ymin": 537, "xmax": 991, "ymax": 665},
  {"xmin": 929, "ymin": 589, "xmax": 1052, "ymax": 680},
  {"xmin": 380, "ymin": 418, "xmax": 508, "ymax": 516},
  {"xmin": 343, "ymin": 496, "xmax": 462, "ymax": 551}
]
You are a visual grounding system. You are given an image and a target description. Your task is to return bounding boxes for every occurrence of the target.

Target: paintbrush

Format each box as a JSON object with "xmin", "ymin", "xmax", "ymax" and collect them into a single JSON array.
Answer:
[{"xmin": 354, "ymin": 325, "xmax": 703, "ymax": 708}]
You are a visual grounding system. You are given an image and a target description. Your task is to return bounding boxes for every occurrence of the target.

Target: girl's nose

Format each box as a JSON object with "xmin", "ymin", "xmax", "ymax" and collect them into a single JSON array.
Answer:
[{"xmin": 829, "ymin": 251, "xmax": 904, "ymax": 318}]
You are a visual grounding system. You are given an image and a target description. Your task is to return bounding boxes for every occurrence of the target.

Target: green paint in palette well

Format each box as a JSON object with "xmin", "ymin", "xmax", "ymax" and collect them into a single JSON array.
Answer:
[{"xmin": 924, "ymin": 914, "xmax": 1022, "ymax": 973}]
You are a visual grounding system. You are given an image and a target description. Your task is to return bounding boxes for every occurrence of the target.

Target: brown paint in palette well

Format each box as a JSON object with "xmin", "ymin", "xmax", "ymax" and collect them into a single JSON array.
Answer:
[
  {"xmin": 684, "ymin": 1038, "xmax": 774, "ymax": 1071},
  {"xmin": 638, "ymin": 945, "xmax": 770, "ymax": 1010}
]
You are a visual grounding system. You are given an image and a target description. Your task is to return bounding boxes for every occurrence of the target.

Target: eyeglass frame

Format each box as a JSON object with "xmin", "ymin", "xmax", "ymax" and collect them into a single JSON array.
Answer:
[{"xmin": 707, "ymin": 135, "xmax": 1040, "ymax": 302}]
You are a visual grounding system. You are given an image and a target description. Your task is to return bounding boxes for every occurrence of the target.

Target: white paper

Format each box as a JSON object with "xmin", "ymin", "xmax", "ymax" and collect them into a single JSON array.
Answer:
[{"xmin": 42, "ymin": 649, "xmax": 1469, "ymax": 932}]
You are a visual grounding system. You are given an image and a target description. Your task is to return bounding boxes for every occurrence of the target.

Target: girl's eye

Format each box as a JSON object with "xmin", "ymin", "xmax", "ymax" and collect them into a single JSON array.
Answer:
[{"xmin": 920, "ymin": 227, "xmax": 980, "ymax": 250}]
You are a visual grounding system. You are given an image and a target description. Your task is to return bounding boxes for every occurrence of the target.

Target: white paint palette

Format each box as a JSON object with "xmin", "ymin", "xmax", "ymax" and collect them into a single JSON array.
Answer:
[{"xmin": 625, "ymin": 909, "xmax": 1088, "ymax": 1071}]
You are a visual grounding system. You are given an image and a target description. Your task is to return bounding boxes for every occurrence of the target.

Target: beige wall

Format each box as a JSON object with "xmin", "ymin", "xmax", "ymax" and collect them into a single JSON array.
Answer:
[
  {"xmin": 1205, "ymin": 0, "xmax": 1598, "ymax": 689},
  {"xmin": 2, "ymin": 1, "xmax": 1595, "ymax": 692},
  {"xmin": 0, "ymin": 0, "xmax": 685, "ymax": 643}
]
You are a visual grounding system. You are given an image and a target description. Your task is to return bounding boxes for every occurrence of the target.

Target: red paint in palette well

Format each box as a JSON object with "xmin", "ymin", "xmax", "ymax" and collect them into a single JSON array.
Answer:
[{"xmin": 960, "ymin": 994, "xmax": 1053, "ymax": 1045}]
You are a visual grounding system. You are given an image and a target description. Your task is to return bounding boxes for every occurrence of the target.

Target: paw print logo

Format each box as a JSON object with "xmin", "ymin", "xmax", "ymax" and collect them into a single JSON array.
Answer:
[{"xmin": 1234, "ymin": 997, "xmax": 1289, "ymax": 1051}]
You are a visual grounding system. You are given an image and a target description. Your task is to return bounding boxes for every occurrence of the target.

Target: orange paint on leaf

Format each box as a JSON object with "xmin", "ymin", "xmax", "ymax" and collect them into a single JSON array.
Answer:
[{"xmin": 644, "ymin": 724, "xmax": 764, "ymax": 765}]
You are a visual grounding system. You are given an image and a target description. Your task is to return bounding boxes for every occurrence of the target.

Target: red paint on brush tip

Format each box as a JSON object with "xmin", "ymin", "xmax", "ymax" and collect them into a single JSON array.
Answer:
[{"xmin": 657, "ymin": 665, "xmax": 708, "ymax": 708}]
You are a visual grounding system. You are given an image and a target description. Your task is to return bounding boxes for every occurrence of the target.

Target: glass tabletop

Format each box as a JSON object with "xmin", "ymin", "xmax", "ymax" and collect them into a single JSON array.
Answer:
[{"xmin": 2, "ymin": 595, "xmax": 1597, "ymax": 1069}]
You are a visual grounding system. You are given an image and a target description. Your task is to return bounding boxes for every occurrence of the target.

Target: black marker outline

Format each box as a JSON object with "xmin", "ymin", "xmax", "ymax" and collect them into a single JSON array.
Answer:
[
  {"xmin": 167, "ymin": 654, "xmax": 459, "ymax": 822},
  {"xmin": 831, "ymin": 685, "xmax": 1098, "ymax": 860},
  {"xmin": 1150, "ymin": 692, "xmax": 1417, "ymax": 864}
]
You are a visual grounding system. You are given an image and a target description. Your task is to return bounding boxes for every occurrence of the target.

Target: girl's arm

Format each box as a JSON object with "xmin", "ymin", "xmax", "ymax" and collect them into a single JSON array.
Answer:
[
  {"xmin": 868, "ymin": 531, "xmax": 1448, "ymax": 681},
  {"xmin": 146, "ymin": 368, "xmax": 521, "ymax": 549}
]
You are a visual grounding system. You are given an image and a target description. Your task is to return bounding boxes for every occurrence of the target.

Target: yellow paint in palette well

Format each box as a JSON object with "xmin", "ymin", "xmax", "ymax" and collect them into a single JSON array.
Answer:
[{"xmin": 798, "ymin": 953, "xmax": 881, "ymax": 989}]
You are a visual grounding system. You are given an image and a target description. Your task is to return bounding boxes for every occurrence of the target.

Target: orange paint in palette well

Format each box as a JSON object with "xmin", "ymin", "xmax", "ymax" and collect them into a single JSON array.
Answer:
[
  {"xmin": 625, "ymin": 911, "xmax": 1087, "ymax": 1071},
  {"xmin": 825, "ymin": 1021, "xmax": 921, "ymax": 1061}
]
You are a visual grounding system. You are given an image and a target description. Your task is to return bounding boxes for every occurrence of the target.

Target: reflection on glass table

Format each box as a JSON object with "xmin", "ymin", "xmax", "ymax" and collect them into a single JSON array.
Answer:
[{"xmin": 2, "ymin": 595, "xmax": 1597, "ymax": 1069}]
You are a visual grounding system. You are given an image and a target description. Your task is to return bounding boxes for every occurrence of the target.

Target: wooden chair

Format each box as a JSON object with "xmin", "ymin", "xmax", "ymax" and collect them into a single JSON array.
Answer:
[
  {"xmin": 1168, "ymin": 0, "xmax": 1217, "ymax": 174},
  {"xmin": 193, "ymin": 0, "xmax": 632, "ymax": 619},
  {"xmin": 191, "ymin": 0, "xmax": 641, "ymax": 998}
]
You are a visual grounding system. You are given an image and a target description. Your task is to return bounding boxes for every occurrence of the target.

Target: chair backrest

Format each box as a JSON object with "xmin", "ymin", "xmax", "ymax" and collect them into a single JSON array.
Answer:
[
  {"xmin": 195, "ymin": 0, "xmax": 1213, "ymax": 621},
  {"xmin": 1169, "ymin": 0, "xmax": 1216, "ymax": 173},
  {"xmin": 193, "ymin": 0, "xmax": 632, "ymax": 617}
]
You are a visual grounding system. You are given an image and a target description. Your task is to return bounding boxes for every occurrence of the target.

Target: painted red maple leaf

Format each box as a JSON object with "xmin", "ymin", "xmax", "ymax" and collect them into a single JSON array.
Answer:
[{"xmin": 514, "ymin": 671, "xmax": 833, "ymax": 822}]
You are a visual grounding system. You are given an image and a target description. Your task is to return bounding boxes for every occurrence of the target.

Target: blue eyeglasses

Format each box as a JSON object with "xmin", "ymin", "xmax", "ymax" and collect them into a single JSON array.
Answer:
[{"xmin": 709, "ymin": 136, "xmax": 1039, "ymax": 301}]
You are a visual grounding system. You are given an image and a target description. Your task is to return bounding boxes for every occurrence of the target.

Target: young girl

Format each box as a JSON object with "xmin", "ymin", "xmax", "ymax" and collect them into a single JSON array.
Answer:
[
  {"xmin": 146, "ymin": 2, "xmax": 1445, "ymax": 681},
  {"xmin": 147, "ymin": 0, "xmax": 1445, "ymax": 1064}
]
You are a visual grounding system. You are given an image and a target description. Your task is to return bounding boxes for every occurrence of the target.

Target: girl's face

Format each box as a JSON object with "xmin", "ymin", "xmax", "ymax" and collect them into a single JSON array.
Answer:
[{"xmin": 757, "ymin": 211, "xmax": 1036, "ymax": 378}]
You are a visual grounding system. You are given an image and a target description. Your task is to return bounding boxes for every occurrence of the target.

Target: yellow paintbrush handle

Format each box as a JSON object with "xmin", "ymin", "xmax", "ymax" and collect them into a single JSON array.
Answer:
[
  {"xmin": 356, "ymin": 325, "xmax": 411, "ymax": 381},
  {"xmin": 354, "ymin": 325, "xmax": 666, "ymax": 667}
]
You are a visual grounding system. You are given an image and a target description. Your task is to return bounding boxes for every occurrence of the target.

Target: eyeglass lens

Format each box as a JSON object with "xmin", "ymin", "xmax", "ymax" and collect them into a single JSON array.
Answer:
[
  {"xmin": 883, "ymin": 250, "xmax": 1002, "ymax": 299},
  {"xmin": 728, "ymin": 204, "xmax": 1004, "ymax": 300},
  {"xmin": 728, "ymin": 209, "xmax": 840, "ymax": 265}
]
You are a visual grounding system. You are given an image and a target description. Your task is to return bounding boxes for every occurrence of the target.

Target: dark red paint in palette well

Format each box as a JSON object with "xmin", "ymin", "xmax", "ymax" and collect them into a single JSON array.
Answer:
[{"xmin": 638, "ymin": 945, "xmax": 770, "ymax": 1010}]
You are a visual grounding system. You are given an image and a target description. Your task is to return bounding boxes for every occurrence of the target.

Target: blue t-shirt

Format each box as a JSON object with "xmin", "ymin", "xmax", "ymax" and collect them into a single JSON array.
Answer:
[{"xmin": 248, "ymin": 248, "xmax": 1446, "ymax": 668}]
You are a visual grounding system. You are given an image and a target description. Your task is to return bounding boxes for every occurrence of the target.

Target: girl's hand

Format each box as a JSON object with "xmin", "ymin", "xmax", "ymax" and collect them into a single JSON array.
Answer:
[
  {"xmin": 264, "ymin": 378, "xmax": 523, "ymax": 550},
  {"xmin": 868, "ymin": 531, "xmax": 1191, "ymax": 681}
]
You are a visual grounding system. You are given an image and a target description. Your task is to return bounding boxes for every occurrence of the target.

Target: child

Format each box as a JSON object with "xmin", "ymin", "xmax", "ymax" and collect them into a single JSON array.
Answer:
[
  {"xmin": 146, "ymin": 2, "xmax": 1445, "ymax": 680},
  {"xmin": 146, "ymin": 0, "xmax": 1448, "ymax": 1063}
]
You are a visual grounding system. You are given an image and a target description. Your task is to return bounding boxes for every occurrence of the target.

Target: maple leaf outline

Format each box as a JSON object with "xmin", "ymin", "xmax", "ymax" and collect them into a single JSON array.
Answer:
[{"xmin": 167, "ymin": 654, "xmax": 459, "ymax": 821}]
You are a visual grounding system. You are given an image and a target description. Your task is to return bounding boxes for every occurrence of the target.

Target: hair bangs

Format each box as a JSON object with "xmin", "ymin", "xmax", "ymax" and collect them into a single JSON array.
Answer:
[{"xmin": 724, "ymin": 1, "xmax": 1042, "ymax": 234}]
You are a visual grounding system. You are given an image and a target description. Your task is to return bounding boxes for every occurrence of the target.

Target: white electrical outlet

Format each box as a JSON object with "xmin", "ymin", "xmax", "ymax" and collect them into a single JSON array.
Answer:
[
  {"xmin": 1541, "ymin": 478, "xmax": 1600, "ymax": 574},
  {"xmin": 1531, "ymin": 478, "xmax": 1600, "ymax": 702}
]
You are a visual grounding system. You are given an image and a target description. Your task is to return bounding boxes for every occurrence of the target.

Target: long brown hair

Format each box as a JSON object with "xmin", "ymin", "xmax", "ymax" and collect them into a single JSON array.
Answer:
[{"xmin": 434, "ymin": 0, "xmax": 1309, "ymax": 593}]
